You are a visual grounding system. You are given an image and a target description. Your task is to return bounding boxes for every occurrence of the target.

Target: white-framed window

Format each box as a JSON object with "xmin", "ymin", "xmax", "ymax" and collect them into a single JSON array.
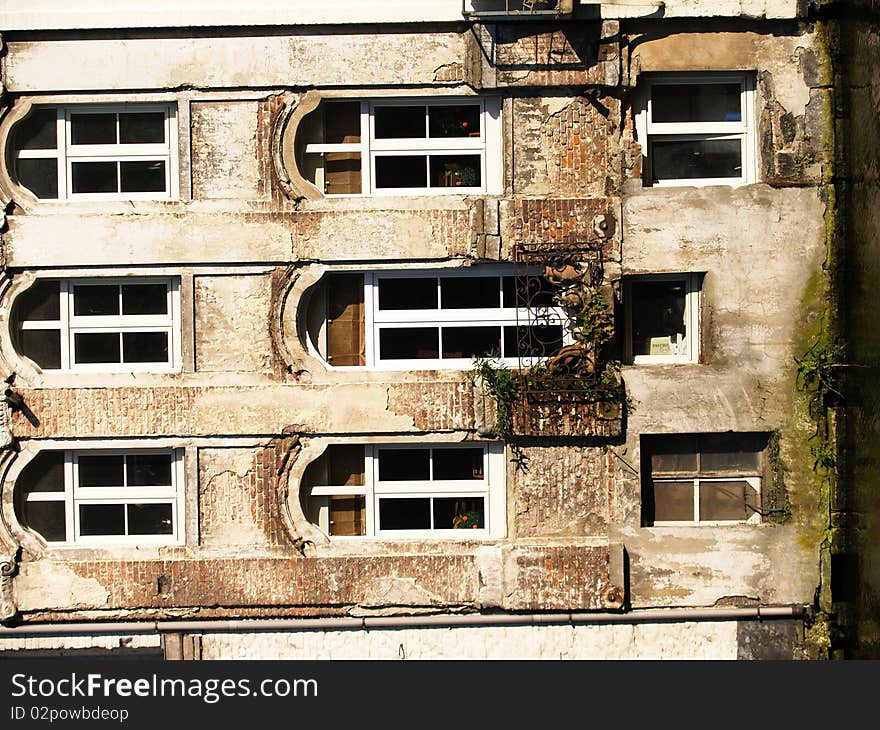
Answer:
[
  {"xmin": 11, "ymin": 277, "xmax": 180, "ymax": 372},
  {"xmin": 635, "ymin": 73, "xmax": 756, "ymax": 186},
  {"xmin": 302, "ymin": 442, "xmax": 506, "ymax": 539},
  {"xmin": 15, "ymin": 448, "xmax": 185, "ymax": 546},
  {"xmin": 298, "ymin": 97, "xmax": 502, "ymax": 196},
  {"xmin": 624, "ymin": 273, "xmax": 701, "ymax": 364},
  {"xmin": 306, "ymin": 267, "xmax": 570, "ymax": 370},
  {"xmin": 11, "ymin": 103, "xmax": 177, "ymax": 200},
  {"xmin": 642, "ymin": 433, "xmax": 766, "ymax": 526}
]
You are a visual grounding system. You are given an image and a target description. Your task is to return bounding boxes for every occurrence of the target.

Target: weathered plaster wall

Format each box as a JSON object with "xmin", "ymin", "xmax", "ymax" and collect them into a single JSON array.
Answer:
[{"xmin": 191, "ymin": 102, "xmax": 263, "ymax": 201}]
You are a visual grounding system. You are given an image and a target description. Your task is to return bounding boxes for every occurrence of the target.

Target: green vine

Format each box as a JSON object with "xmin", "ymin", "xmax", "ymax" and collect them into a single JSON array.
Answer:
[
  {"xmin": 571, "ymin": 288, "xmax": 615, "ymax": 357},
  {"xmin": 795, "ymin": 341, "xmax": 843, "ymax": 471},
  {"xmin": 473, "ymin": 356, "xmax": 517, "ymax": 439}
]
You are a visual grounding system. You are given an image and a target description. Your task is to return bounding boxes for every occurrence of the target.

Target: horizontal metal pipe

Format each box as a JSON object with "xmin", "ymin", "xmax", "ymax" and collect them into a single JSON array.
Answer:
[{"xmin": 0, "ymin": 605, "xmax": 804, "ymax": 637}]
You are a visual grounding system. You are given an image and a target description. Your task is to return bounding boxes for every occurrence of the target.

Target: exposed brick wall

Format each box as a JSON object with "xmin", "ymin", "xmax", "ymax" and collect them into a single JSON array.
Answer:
[
  {"xmin": 512, "ymin": 445, "xmax": 612, "ymax": 538},
  {"xmin": 257, "ymin": 94, "xmax": 289, "ymax": 205},
  {"xmin": 506, "ymin": 197, "xmax": 613, "ymax": 249},
  {"xmin": 386, "ymin": 381, "xmax": 475, "ymax": 432}
]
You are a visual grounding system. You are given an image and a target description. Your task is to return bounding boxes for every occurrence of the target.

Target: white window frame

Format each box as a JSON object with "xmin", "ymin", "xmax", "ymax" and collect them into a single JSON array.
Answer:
[
  {"xmin": 303, "ymin": 97, "xmax": 502, "ymax": 196},
  {"xmin": 635, "ymin": 73, "xmax": 756, "ymax": 187},
  {"xmin": 16, "ymin": 276, "xmax": 181, "ymax": 372},
  {"xmin": 21, "ymin": 448, "xmax": 186, "ymax": 546},
  {"xmin": 624, "ymin": 273, "xmax": 701, "ymax": 365},
  {"xmin": 307, "ymin": 266, "xmax": 571, "ymax": 371},
  {"xmin": 651, "ymin": 476, "xmax": 762, "ymax": 527},
  {"xmin": 307, "ymin": 442, "xmax": 506, "ymax": 540},
  {"xmin": 14, "ymin": 103, "xmax": 178, "ymax": 200}
]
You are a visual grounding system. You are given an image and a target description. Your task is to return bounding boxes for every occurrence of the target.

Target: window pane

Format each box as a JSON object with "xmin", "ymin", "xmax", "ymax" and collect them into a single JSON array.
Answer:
[
  {"xmin": 503, "ymin": 325, "xmax": 563, "ymax": 358},
  {"xmin": 329, "ymin": 495, "xmax": 366, "ymax": 536},
  {"xmin": 326, "ymin": 445, "xmax": 365, "ymax": 487},
  {"xmin": 433, "ymin": 497, "xmax": 485, "ymax": 530},
  {"xmin": 323, "ymin": 102, "xmax": 361, "ymax": 144},
  {"xmin": 433, "ymin": 448, "xmax": 484, "ymax": 480},
  {"xmin": 652, "ymin": 83, "xmax": 741, "ymax": 123},
  {"xmin": 647, "ymin": 435, "xmax": 698, "ymax": 475},
  {"xmin": 442, "ymin": 326, "xmax": 501, "ymax": 359},
  {"xmin": 700, "ymin": 480, "xmax": 753, "ymax": 521},
  {"xmin": 16, "ymin": 158, "xmax": 58, "ymax": 199},
  {"xmin": 74, "ymin": 332, "xmax": 121, "ymax": 364},
  {"xmin": 440, "ymin": 277, "xmax": 500, "ymax": 309},
  {"xmin": 429, "ymin": 105, "xmax": 481, "ymax": 138},
  {"xmin": 70, "ymin": 113, "xmax": 117, "ymax": 145},
  {"xmin": 122, "ymin": 283, "xmax": 168, "ymax": 315},
  {"xmin": 375, "ymin": 155, "xmax": 427, "ymax": 188},
  {"xmin": 374, "ymin": 106, "xmax": 425, "ymax": 138},
  {"xmin": 17, "ymin": 329, "xmax": 61, "ymax": 369},
  {"xmin": 122, "ymin": 332, "xmax": 168, "ymax": 363},
  {"xmin": 78, "ymin": 455, "xmax": 125, "ymax": 487},
  {"xmin": 13, "ymin": 107, "xmax": 58, "ymax": 150},
  {"xmin": 23, "ymin": 501, "xmax": 66, "ymax": 542},
  {"xmin": 17, "ymin": 451, "xmax": 65, "ymax": 494},
  {"xmin": 378, "ymin": 497, "xmax": 431, "ymax": 530},
  {"xmin": 127, "ymin": 503, "xmax": 173, "ymax": 535},
  {"xmin": 15, "ymin": 280, "xmax": 60, "ymax": 321},
  {"xmin": 127, "ymin": 453, "xmax": 173, "ymax": 486},
  {"xmin": 326, "ymin": 274, "xmax": 366, "ymax": 366},
  {"xmin": 502, "ymin": 276, "xmax": 558, "ymax": 308},
  {"xmin": 653, "ymin": 481, "xmax": 695, "ymax": 522},
  {"xmin": 325, "ymin": 152, "xmax": 362, "ymax": 195},
  {"xmin": 119, "ymin": 112, "xmax": 165, "ymax": 144},
  {"xmin": 379, "ymin": 327, "xmax": 439, "ymax": 359},
  {"xmin": 699, "ymin": 433, "xmax": 765, "ymax": 475},
  {"xmin": 79, "ymin": 504, "xmax": 125, "ymax": 536},
  {"xmin": 120, "ymin": 160, "xmax": 166, "ymax": 193},
  {"xmin": 71, "ymin": 161, "xmax": 118, "ymax": 193},
  {"xmin": 650, "ymin": 138, "xmax": 742, "ymax": 180},
  {"xmin": 631, "ymin": 280, "xmax": 687, "ymax": 357},
  {"xmin": 378, "ymin": 278, "xmax": 438, "ymax": 310},
  {"xmin": 430, "ymin": 154, "xmax": 481, "ymax": 188},
  {"xmin": 378, "ymin": 449, "xmax": 430, "ymax": 481},
  {"xmin": 74, "ymin": 284, "xmax": 119, "ymax": 316}
]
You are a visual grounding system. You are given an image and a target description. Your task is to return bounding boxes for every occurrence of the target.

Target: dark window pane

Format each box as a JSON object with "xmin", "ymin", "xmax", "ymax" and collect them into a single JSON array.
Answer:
[
  {"xmin": 647, "ymin": 435, "xmax": 699, "ymax": 475},
  {"xmin": 429, "ymin": 105, "xmax": 481, "ymax": 138},
  {"xmin": 74, "ymin": 284, "xmax": 119, "ymax": 316},
  {"xmin": 442, "ymin": 326, "xmax": 500, "ymax": 359},
  {"xmin": 378, "ymin": 278, "xmax": 437, "ymax": 310},
  {"xmin": 374, "ymin": 106, "xmax": 425, "ymax": 138},
  {"xmin": 70, "ymin": 113, "xmax": 117, "ymax": 145},
  {"xmin": 700, "ymin": 480, "xmax": 753, "ymax": 521},
  {"xmin": 120, "ymin": 160, "xmax": 166, "ymax": 193},
  {"xmin": 119, "ymin": 112, "xmax": 165, "ymax": 144},
  {"xmin": 15, "ymin": 280, "xmax": 60, "ymax": 321},
  {"xmin": 378, "ymin": 449, "xmax": 430, "ymax": 481},
  {"xmin": 430, "ymin": 154, "xmax": 481, "ymax": 188},
  {"xmin": 71, "ymin": 161, "xmax": 118, "ymax": 193},
  {"xmin": 440, "ymin": 277, "xmax": 500, "ymax": 309},
  {"xmin": 127, "ymin": 503, "xmax": 173, "ymax": 535},
  {"xmin": 13, "ymin": 107, "xmax": 57, "ymax": 150},
  {"xmin": 79, "ymin": 504, "xmax": 125, "ymax": 536},
  {"xmin": 378, "ymin": 497, "xmax": 430, "ymax": 530},
  {"xmin": 503, "ymin": 325, "xmax": 563, "ymax": 358},
  {"xmin": 16, "ymin": 158, "xmax": 58, "ymax": 199},
  {"xmin": 631, "ymin": 279, "xmax": 687, "ymax": 357},
  {"xmin": 324, "ymin": 152, "xmax": 362, "ymax": 195},
  {"xmin": 652, "ymin": 83, "xmax": 741, "ymax": 123},
  {"xmin": 326, "ymin": 445, "xmax": 365, "ymax": 487},
  {"xmin": 379, "ymin": 327, "xmax": 439, "ymax": 359},
  {"xmin": 17, "ymin": 329, "xmax": 61, "ymax": 369},
  {"xmin": 502, "ymin": 276, "xmax": 558, "ymax": 308},
  {"xmin": 74, "ymin": 332, "xmax": 120, "ymax": 364},
  {"xmin": 23, "ymin": 501, "xmax": 66, "ymax": 542},
  {"xmin": 434, "ymin": 497, "xmax": 484, "ymax": 530},
  {"xmin": 78, "ymin": 455, "xmax": 124, "ymax": 487},
  {"xmin": 122, "ymin": 332, "xmax": 168, "ymax": 363},
  {"xmin": 122, "ymin": 283, "xmax": 168, "ymax": 315},
  {"xmin": 433, "ymin": 448, "xmax": 484, "ymax": 480},
  {"xmin": 650, "ymin": 138, "xmax": 742, "ymax": 180},
  {"xmin": 699, "ymin": 433, "xmax": 765, "ymax": 475},
  {"xmin": 17, "ymin": 451, "xmax": 65, "ymax": 494},
  {"xmin": 323, "ymin": 102, "xmax": 361, "ymax": 144},
  {"xmin": 127, "ymin": 454, "xmax": 172, "ymax": 486},
  {"xmin": 375, "ymin": 155, "xmax": 427, "ymax": 188},
  {"xmin": 653, "ymin": 481, "xmax": 695, "ymax": 522},
  {"xmin": 329, "ymin": 495, "xmax": 366, "ymax": 536}
]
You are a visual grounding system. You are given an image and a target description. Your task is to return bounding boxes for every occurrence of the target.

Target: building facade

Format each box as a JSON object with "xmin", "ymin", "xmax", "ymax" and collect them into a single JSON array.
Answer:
[{"xmin": 0, "ymin": 0, "xmax": 870, "ymax": 659}]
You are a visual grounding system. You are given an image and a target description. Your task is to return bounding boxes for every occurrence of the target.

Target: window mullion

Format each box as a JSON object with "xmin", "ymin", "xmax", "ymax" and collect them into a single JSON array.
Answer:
[{"xmin": 693, "ymin": 478, "xmax": 701, "ymax": 523}]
